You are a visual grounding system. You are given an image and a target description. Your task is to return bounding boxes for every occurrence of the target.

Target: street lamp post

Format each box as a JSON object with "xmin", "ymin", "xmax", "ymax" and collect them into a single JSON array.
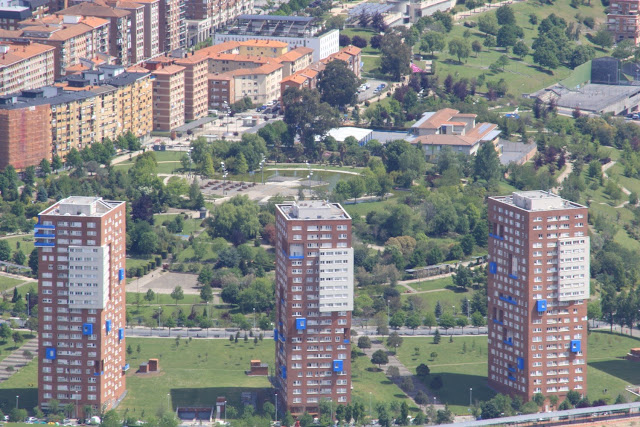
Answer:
[
  {"xmin": 253, "ymin": 307, "xmax": 256, "ymax": 331},
  {"xmin": 260, "ymin": 154, "xmax": 266, "ymax": 185},
  {"xmin": 167, "ymin": 393, "xmax": 171, "ymax": 412},
  {"xmin": 224, "ymin": 400, "xmax": 227, "ymax": 425},
  {"xmin": 16, "ymin": 395, "xmax": 19, "ymax": 409},
  {"xmin": 275, "ymin": 393, "xmax": 278, "ymax": 423},
  {"xmin": 369, "ymin": 392, "xmax": 372, "ymax": 418},
  {"xmin": 470, "ymin": 388, "xmax": 473, "ymax": 407},
  {"xmin": 386, "ymin": 300, "xmax": 390, "ymax": 328},
  {"xmin": 158, "ymin": 307, "xmax": 162, "ymax": 329},
  {"xmin": 221, "ymin": 161, "xmax": 228, "ymax": 196},
  {"xmin": 26, "ymin": 293, "xmax": 29, "ymax": 317}
]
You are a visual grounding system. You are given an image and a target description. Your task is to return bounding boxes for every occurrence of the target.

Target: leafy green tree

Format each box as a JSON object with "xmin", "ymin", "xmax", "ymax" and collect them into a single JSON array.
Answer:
[
  {"xmin": 438, "ymin": 313, "xmax": 456, "ymax": 332},
  {"xmin": 283, "ymin": 87, "xmax": 340, "ymax": 159},
  {"xmin": 371, "ymin": 349, "xmax": 389, "ymax": 367},
  {"xmin": 28, "ymin": 249, "xmax": 38, "ymax": 275},
  {"xmin": 39, "ymin": 158, "xmax": 51, "ymax": 176},
  {"xmin": 144, "ymin": 289, "xmax": 156, "ymax": 304},
  {"xmin": 12, "ymin": 249, "xmax": 25, "ymax": 265},
  {"xmin": 390, "ymin": 311, "xmax": 406, "ymax": 329},
  {"xmin": 170, "ymin": 286, "xmax": 184, "ymax": 305},
  {"xmin": 380, "ymin": 32, "xmax": 411, "ymax": 80},
  {"xmin": 533, "ymin": 393, "xmax": 546, "ymax": 407},
  {"xmin": 200, "ymin": 285, "xmax": 213, "ymax": 304},
  {"xmin": 357, "ymin": 335, "xmax": 372, "ymax": 349},
  {"xmin": 513, "ymin": 41, "xmax": 530, "ymax": 59},
  {"xmin": 471, "ymin": 311, "xmax": 486, "ymax": 327},
  {"xmin": 497, "ymin": 25, "xmax": 520, "ymax": 47},
  {"xmin": 472, "ymin": 40, "xmax": 482, "ymax": 57},
  {"xmin": 433, "ymin": 329, "xmax": 441, "ymax": 344},
  {"xmin": 421, "ymin": 31, "xmax": 446, "ymax": 57},
  {"xmin": 474, "ymin": 142, "xmax": 501, "ymax": 185},
  {"xmin": 448, "ymin": 38, "xmax": 471, "ymax": 63},
  {"xmin": 317, "ymin": 60, "xmax": 360, "ymax": 108},
  {"xmin": 423, "ymin": 312, "xmax": 437, "ymax": 329},
  {"xmin": 478, "ymin": 14, "xmax": 499, "ymax": 35},
  {"xmin": 592, "ymin": 28, "xmax": 614, "ymax": 50},
  {"xmin": 416, "ymin": 363, "xmax": 430, "ymax": 376},
  {"xmin": 0, "ymin": 240, "xmax": 11, "ymax": 261},
  {"xmin": 453, "ymin": 266, "xmax": 473, "ymax": 289},
  {"xmin": 496, "ymin": 5, "xmax": 515, "ymax": 25}
]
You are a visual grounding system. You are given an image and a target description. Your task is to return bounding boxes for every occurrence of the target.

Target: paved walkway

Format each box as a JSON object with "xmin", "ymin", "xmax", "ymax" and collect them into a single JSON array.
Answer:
[
  {"xmin": 362, "ymin": 340, "xmax": 445, "ymax": 411},
  {"xmin": 0, "ymin": 337, "xmax": 38, "ymax": 383}
]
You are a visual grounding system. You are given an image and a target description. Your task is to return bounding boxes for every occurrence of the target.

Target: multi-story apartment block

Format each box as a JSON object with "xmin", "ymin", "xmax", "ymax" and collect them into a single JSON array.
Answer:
[
  {"xmin": 276, "ymin": 47, "xmax": 313, "ymax": 77},
  {"xmin": 0, "ymin": 98, "xmax": 50, "ymax": 170},
  {"xmin": 102, "ymin": 0, "xmax": 144, "ymax": 64},
  {"xmin": 0, "ymin": 65, "xmax": 152, "ymax": 168},
  {"xmin": 207, "ymin": 71, "xmax": 233, "ymax": 109},
  {"xmin": 274, "ymin": 201, "xmax": 354, "ymax": 416},
  {"xmin": 150, "ymin": 63, "xmax": 185, "ymax": 130},
  {"xmin": 0, "ymin": 0, "xmax": 50, "ymax": 30},
  {"xmin": 0, "ymin": 40, "xmax": 54, "ymax": 95},
  {"xmin": 608, "ymin": 0, "xmax": 640, "ymax": 44},
  {"xmin": 487, "ymin": 191, "xmax": 589, "ymax": 406},
  {"xmin": 236, "ymin": 39, "xmax": 288, "ymax": 57},
  {"xmin": 174, "ymin": 53, "xmax": 207, "ymax": 121},
  {"xmin": 134, "ymin": 0, "xmax": 159, "ymax": 59},
  {"xmin": 36, "ymin": 196, "xmax": 127, "ymax": 418},
  {"xmin": 8, "ymin": 14, "xmax": 110, "ymax": 77},
  {"xmin": 159, "ymin": 0, "xmax": 185, "ymax": 52},
  {"xmin": 60, "ymin": 2, "xmax": 131, "ymax": 65}
]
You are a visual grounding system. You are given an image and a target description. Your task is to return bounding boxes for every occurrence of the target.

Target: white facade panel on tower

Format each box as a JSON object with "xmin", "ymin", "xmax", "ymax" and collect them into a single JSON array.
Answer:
[
  {"xmin": 68, "ymin": 245, "xmax": 110, "ymax": 309},
  {"xmin": 557, "ymin": 237, "xmax": 590, "ymax": 302},
  {"xmin": 318, "ymin": 248, "xmax": 353, "ymax": 312}
]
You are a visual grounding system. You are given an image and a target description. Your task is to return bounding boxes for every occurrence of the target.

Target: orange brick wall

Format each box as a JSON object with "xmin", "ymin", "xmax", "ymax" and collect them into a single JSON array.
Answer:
[{"xmin": 0, "ymin": 105, "xmax": 52, "ymax": 171}]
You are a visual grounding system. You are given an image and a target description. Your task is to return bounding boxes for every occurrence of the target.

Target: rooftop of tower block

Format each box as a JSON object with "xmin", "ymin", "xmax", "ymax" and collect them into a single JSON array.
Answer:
[
  {"xmin": 40, "ymin": 196, "xmax": 124, "ymax": 217},
  {"xmin": 490, "ymin": 190, "xmax": 586, "ymax": 211},
  {"xmin": 276, "ymin": 201, "xmax": 351, "ymax": 221}
]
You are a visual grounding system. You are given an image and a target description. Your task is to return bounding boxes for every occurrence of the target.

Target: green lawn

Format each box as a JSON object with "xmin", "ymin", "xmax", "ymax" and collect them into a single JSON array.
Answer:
[
  {"xmin": 0, "ymin": 276, "xmax": 29, "ymax": 293},
  {"xmin": 126, "ymin": 256, "xmax": 157, "ymax": 271},
  {"xmin": 154, "ymin": 215, "xmax": 204, "ymax": 235},
  {"xmin": 1, "ymin": 236, "xmax": 35, "ymax": 260},
  {"xmin": 343, "ymin": 197, "xmax": 397, "ymax": 218},
  {"xmin": 119, "ymin": 338, "xmax": 273, "ymax": 415},
  {"xmin": 400, "ymin": 287, "xmax": 476, "ymax": 317},
  {"xmin": 351, "ymin": 349, "xmax": 419, "ymax": 414},
  {"xmin": 409, "ymin": 276, "xmax": 454, "ymax": 292},
  {"xmin": 432, "ymin": 0, "xmax": 608, "ymax": 95},
  {"xmin": 391, "ymin": 331, "xmax": 640, "ymax": 415},
  {"xmin": 0, "ymin": 356, "xmax": 38, "ymax": 414},
  {"xmin": 394, "ymin": 336, "xmax": 492, "ymax": 415}
]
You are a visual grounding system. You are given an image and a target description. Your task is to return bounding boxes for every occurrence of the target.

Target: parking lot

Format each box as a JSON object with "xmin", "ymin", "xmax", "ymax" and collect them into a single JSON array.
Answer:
[{"xmin": 358, "ymin": 79, "xmax": 387, "ymax": 102}]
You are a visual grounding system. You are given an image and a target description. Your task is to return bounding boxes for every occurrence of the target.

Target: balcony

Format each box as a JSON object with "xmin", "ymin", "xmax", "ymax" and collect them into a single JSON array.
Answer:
[
  {"xmin": 499, "ymin": 296, "xmax": 518, "ymax": 306},
  {"xmin": 492, "ymin": 318, "xmax": 504, "ymax": 325},
  {"xmin": 35, "ymin": 242, "xmax": 55, "ymax": 247},
  {"xmin": 503, "ymin": 338, "xmax": 513, "ymax": 346},
  {"xmin": 489, "ymin": 233, "xmax": 504, "ymax": 241}
]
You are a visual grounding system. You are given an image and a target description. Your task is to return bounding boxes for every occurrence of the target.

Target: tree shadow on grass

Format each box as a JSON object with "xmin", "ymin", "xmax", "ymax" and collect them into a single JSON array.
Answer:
[
  {"xmin": 589, "ymin": 359, "xmax": 640, "ymax": 386},
  {"xmin": 169, "ymin": 386, "xmax": 271, "ymax": 412},
  {"xmin": 416, "ymin": 372, "xmax": 494, "ymax": 407},
  {"xmin": 0, "ymin": 388, "xmax": 37, "ymax": 414}
]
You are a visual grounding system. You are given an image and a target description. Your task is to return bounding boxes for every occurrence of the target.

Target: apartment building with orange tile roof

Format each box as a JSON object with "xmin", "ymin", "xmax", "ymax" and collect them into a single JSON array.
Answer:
[
  {"xmin": 207, "ymin": 72, "xmax": 233, "ymax": 109},
  {"xmin": 151, "ymin": 64, "xmax": 185, "ymax": 131},
  {"xmin": 236, "ymin": 39, "xmax": 288, "ymax": 57},
  {"xmin": 0, "ymin": 40, "xmax": 54, "ymax": 94},
  {"xmin": 174, "ymin": 52, "xmax": 207, "ymax": 121},
  {"xmin": 59, "ymin": 1, "xmax": 131, "ymax": 65},
  {"xmin": 0, "ymin": 66, "xmax": 152, "ymax": 170},
  {"xmin": 129, "ymin": 0, "xmax": 159, "ymax": 58},
  {"xmin": 159, "ymin": 0, "xmax": 185, "ymax": 53},
  {"xmin": 0, "ymin": 16, "xmax": 110, "ymax": 77},
  {"xmin": 275, "ymin": 46, "xmax": 312, "ymax": 77},
  {"xmin": 103, "ymin": 0, "xmax": 145, "ymax": 63}
]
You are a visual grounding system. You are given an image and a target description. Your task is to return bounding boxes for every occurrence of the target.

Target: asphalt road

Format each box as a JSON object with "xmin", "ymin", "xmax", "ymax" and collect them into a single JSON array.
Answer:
[{"xmin": 123, "ymin": 320, "xmax": 612, "ymax": 339}]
